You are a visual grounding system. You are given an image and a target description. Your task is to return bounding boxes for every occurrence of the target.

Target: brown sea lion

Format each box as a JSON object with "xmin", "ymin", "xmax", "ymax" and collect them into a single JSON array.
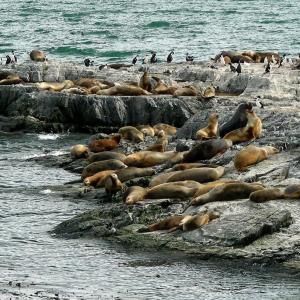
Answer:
[
  {"xmin": 243, "ymin": 51, "xmax": 281, "ymax": 63},
  {"xmin": 219, "ymin": 102, "xmax": 253, "ymax": 138},
  {"xmin": 146, "ymin": 130, "xmax": 168, "ymax": 152},
  {"xmin": 136, "ymin": 125, "xmax": 155, "ymax": 137},
  {"xmin": 0, "ymin": 74, "xmax": 23, "ymax": 85},
  {"xmin": 201, "ymin": 86, "xmax": 216, "ymax": 99},
  {"xmin": 123, "ymin": 186, "xmax": 148, "ymax": 205},
  {"xmin": 153, "ymin": 124, "xmax": 177, "ymax": 136},
  {"xmin": 223, "ymin": 111, "xmax": 262, "ymax": 144},
  {"xmin": 70, "ymin": 144, "xmax": 89, "ymax": 159},
  {"xmin": 166, "ymin": 166, "xmax": 225, "ymax": 184},
  {"xmin": 182, "ymin": 139, "xmax": 232, "ymax": 163},
  {"xmin": 88, "ymin": 151, "xmax": 126, "ymax": 163},
  {"xmin": 118, "ymin": 126, "xmax": 144, "ymax": 143},
  {"xmin": 249, "ymin": 188, "xmax": 284, "ymax": 203},
  {"xmin": 146, "ymin": 181, "xmax": 203, "ymax": 199},
  {"xmin": 149, "ymin": 171, "xmax": 181, "ymax": 187},
  {"xmin": 97, "ymin": 84, "xmax": 151, "ymax": 96},
  {"xmin": 124, "ymin": 151, "xmax": 184, "ymax": 168},
  {"xmin": 284, "ymin": 184, "xmax": 300, "ymax": 199},
  {"xmin": 63, "ymin": 87, "xmax": 88, "ymax": 95},
  {"xmin": 192, "ymin": 182, "xmax": 264, "ymax": 206},
  {"xmin": 30, "ymin": 50, "xmax": 46, "ymax": 62},
  {"xmin": 181, "ymin": 211, "xmax": 220, "ymax": 231},
  {"xmin": 173, "ymin": 86, "xmax": 197, "ymax": 96},
  {"xmin": 84, "ymin": 170, "xmax": 115, "ymax": 187},
  {"xmin": 139, "ymin": 71, "xmax": 151, "ymax": 92},
  {"xmin": 105, "ymin": 173, "xmax": 124, "ymax": 197},
  {"xmin": 234, "ymin": 145, "xmax": 279, "ymax": 171},
  {"xmin": 37, "ymin": 80, "xmax": 74, "ymax": 92},
  {"xmin": 169, "ymin": 162, "xmax": 220, "ymax": 171},
  {"xmin": 195, "ymin": 113, "xmax": 219, "ymax": 140},
  {"xmin": 75, "ymin": 78, "xmax": 110, "ymax": 89},
  {"xmin": 81, "ymin": 159, "xmax": 127, "ymax": 179},
  {"xmin": 88, "ymin": 134, "xmax": 121, "ymax": 152}
]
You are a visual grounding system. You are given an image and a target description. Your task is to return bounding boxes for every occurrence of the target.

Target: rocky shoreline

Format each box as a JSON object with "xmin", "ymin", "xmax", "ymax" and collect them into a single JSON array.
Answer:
[{"xmin": 1, "ymin": 60, "xmax": 300, "ymax": 266}]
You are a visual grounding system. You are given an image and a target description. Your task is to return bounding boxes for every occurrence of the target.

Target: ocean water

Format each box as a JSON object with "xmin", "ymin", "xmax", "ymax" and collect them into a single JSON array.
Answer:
[
  {"xmin": 0, "ymin": 0, "xmax": 299, "ymax": 65},
  {"xmin": 0, "ymin": 133, "xmax": 300, "ymax": 300}
]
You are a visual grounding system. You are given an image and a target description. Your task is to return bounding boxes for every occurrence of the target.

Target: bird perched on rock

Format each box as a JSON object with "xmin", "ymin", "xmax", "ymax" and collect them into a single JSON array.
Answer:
[
  {"xmin": 278, "ymin": 54, "xmax": 286, "ymax": 68},
  {"xmin": 229, "ymin": 63, "xmax": 237, "ymax": 72},
  {"xmin": 236, "ymin": 61, "xmax": 242, "ymax": 75},
  {"xmin": 186, "ymin": 53, "xmax": 194, "ymax": 62},
  {"xmin": 84, "ymin": 58, "xmax": 94, "ymax": 67},
  {"xmin": 132, "ymin": 55, "xmax": 139, "ymax": 65},
  {"xmin": 142, "ymin": 54, "xmax": 149, "ymax": 64},
  {"xmin": 5, "ymin": 55, "xmax": 12, "ymax": 65},
  {"xmin": 167, "ymin": 50, "xmax": 174, "ymax": 63},
  {"xmin": 12, "ymin": 50, "xmax": 17, "ymax": 63},
  {"xmin": 255, "ymin": 96, "xmax": 264, "ymax": 109},
  {"xmin": 264, "ymin": 61, "xmax": 271, "ymax": 74},
  {"xmin": 150, "ymin": 51, "xmax": 158, "ymax": 63}
]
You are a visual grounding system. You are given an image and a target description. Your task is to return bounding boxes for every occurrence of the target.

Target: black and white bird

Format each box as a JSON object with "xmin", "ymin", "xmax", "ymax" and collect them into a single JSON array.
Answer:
[
  {"xmin": 84, "ymin": 58, "xmax": 94, "ymax": 67},
  {"xmin": 11, "ymin": 50, "xmax": 17, "ymax": 63},
  {"xmin": 229, "ymin": 62, "xmax": 237, "ymax": 72},
  {"xmin": 167, "ymin": 50, "xmax": 174, "ymax": 63},
  {"xmin": 5, "ymin": 55, "xmax": 12, "ymax": 65},
  {"xmin": 278, "ymin": 54, "xmax": 286, "ymax": 68},
  {"xmin": 142, "ymin": 54, "xmax": 149, "ymax": 64},
  {"xmin": 255, "ymin": 96, "xmax": 264, "ymax": 109},
  {"xmin": 132, "ymin": 55, "xmax": 139, "ymax": 65},
  {"xmin": 236, "ymin": 61, "xmax": 242, "ymax": 75},
  {"xmin": 264, "ymin": 61, "xmax": 271, "ymax": 74},
  {"xmin": 186, "ymin": 53, "xmax": 194, "ymax": 62},
  {"xmin": 150, "ymin": 52, "xmax": 158, "ymax": 63}
]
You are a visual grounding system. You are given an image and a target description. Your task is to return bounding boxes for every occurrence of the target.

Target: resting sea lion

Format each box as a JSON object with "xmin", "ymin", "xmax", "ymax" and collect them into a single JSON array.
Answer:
[
  {"xmin": 136, "ymin": 125, "xmax": 155, "ymax": 137},
  {"xmin": 174, "ymin": 86, "xmax": 197, "ymax": 96},
  {"xmin": 234, "ymin": 145, "xmax": 279, "ymax": 171},
  {"xmin": 146, "ymin": 130, "xmax": 168, "ymax": 152},
  {"xmin": 81, "ymin": 159, "xmax": 127, "ymax": 179},
  {"xmin": 284, "ymin": 184, "xmax": 300, "ymax": 199},
  {"xmin": 88, "ymin": 134, "xmax": 121, "ymax": 152},
  {"xmin": 97, "ymin": 84, "xmax": 151, "ymax": 96},
  {"xmin": 153, "ymin": 124, "xmax": 177, "ymax": 136},
  {"xmin": 70, "ymin": 144, "xmax": 89, "ymax": 159},
  {"xmin": 124, "ymin": 151, "xmax": 184, "ymax": 167},
  {"xmin": 146, "ymin": 181, "xmax": 203, "ymax": 199},
  {"xmin": 123, "ymin": 186, "xmax": 148, "ymax": 205},
  {"xmin": 88, "ymin": 151, "xmax": 126, "ymax": 163},
  {"xmin": 249, "ymin": 188, "xmax": 284, "ymax": 202},
  {"xmin": 149, "ymin": 171, "xmax": 181, "ymax": 187},
  {"xmin": 181, "ymin": 211, "xmax": 220, "ymax": 231},
  {"xmin": 169, "ymin": 162, "xmax": 219, "ymax": 171},
  {"xmin": 192, "ymin": 182, "xmax": 264, "ymax": 206},
  {"xmin": 182, "ymin": 139, "xmax": 232, "ymax": 163},
  {"xmin": 105, "ymin": 173, "xmax": 124, "ymax": 197},
  {"xmin": 166, "ymin": 166, "xmax": 225, "ymax": 184},
  {"xmin": 223, "ymin": 111, "xmax": 262, "ymax": 144},
  {"xmin": 37, "ymin": 80, "xmax": 74, "ymax": 92},
  {"xmin": 195, "ymin": 113, "xmax": 218, "ymax": 140},
  {"xmin": 118, "ymin": 126, "xmax": 144, "ymax": 143},
  {"xmin": 30, "ymin": 50, "xmax": 46, "ymax": 62},
  {"xmin": 0, "ymin": 74, "xmax": 23, "ymax": 85},
  {"xmin": 63, "ymin": 87, "xmax": 88, "ymax": 95},
  {"xmin": 84, "ymin": 170, "xmax": 115, "ymax": 186},
  {"xmin": 219, "ymin": 102, "xmax": 253, "ymax": 137}
]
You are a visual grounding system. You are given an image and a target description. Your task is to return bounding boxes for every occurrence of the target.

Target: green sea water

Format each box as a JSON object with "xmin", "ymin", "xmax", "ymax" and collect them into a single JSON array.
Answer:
[{"xmin": 1, "ymin": 0, "xmax": 299, "ymax": 64}]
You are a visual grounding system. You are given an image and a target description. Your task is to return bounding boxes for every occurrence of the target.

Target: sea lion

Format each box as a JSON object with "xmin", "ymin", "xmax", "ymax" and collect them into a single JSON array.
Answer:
[
  {"xmin": 223, "ymin": 110, "xmax": 262, "ymax": 144},
  {"xmin": 195, "ymin": 113, "xmax": 219, "ymax": 140},
  {"xmin": 136, "ymin": 125, "xmax": 155, "ymax": 137},
  {"xmin": 0, "ymin": 74, "xmax": 23, "ymax": 85},
  {"xmin": 97, "ymin": 84, "xmax": 151, "ymax": 96},
  {"xmin": 181, "ymin": 211, "xmax": 220, "ymax": 231},
  {"xmin": 84, "ymin": 170, "xmax": 115, "ymax": 187},
  {"xmin": 123, "ymin": 186, "xmax": 148, "ymax": 205},
  {"xmin": 173, "ymin": 86, "xmax": 197, "ymax": 96},
  {"xmin": 139, "ymin": 71, "xmax": 152, "ymax": 92},
  {"xmin": 146, "ymin": 130, "xmax": 168, "ymax": 152},
  {"xmin": 201, "ymin": 86, "xmax": 216, "ymax": 99},
  {"xmin": 166, "ymin": 166, "xmax": 225, "ymax": 184},
  {"xmin": 118, "ymin": 126, "xmax": 144, "ymax": 143},
  {"xmin": 30, "ymin": 50, "xmax": 46, "ymax": 62},
  {"xmin": 249, "ymin": 188, "xmax": 284, "ymax": 203},
  {"xmin": 234, "ymin": 145, "xmax": 279, "ymax": 171},
  {"xmin": 182, "ymin": 139, "xmax": 232, "ymax": 163},
  {"xmin": 105, "ymin": 173, "xmax": 124, "ymax": 197},
  {"xmin": 88, "ymin": 151, "xmax": 126, "ymax": 163},
  {"xmin": 219, "ymin": 102, "xmax": 253, "ymax": 138},
  {"xmin": 192, "ymin": 182, "xmax": 264, "ymax": 206},
  {"xmin": 70, "ymin": 144, "xmax": 89, "ymax": 159},
  {"xmin": 37, "ymin": 80, "xmax": 74, "ymax": 92},
  {"xmin": 243, "ymin": 51, "xmax": 281, "ymax": 63},
  {"xmin": 124, "ymin": 151, "xmax": 184, "ymax": 168},
  {"xmin": 169, "ymin": 162, "xmax": 220, "ymax": 171},
  {"xmin": 88, "ymin": 134, "xmax": 121, "ymax": 152},
  {"xmin": 146, "ymin": 181, "xmax": 203, "ymax": 199},
  {"xmin": 94, "ymin": 167, "xmax": 155, "ymax": 188},
  {"xmin": 81, "ymin": 159, "xmax": 127, "ymax": 179},
  {"xmin": 75, "ymin": 78, "xmax": 111, "ymax": 90},
  {"xmin": 63, "ymin": 87, "xmax": 88, "ymax": 95},
  {"xmin": 149, "ymin": 171, "xmax": 181, "ymax": 187},
  {"xmin": 284, "ymin": 184, "xmax": 300, "ymax": 199},
  {"xmin": 153, "ymin": 124, "xmax": 177, "ymax": 136},
  {"xmin": 152, "ymin": 77, "xmax": 178, "ymax": 95}
]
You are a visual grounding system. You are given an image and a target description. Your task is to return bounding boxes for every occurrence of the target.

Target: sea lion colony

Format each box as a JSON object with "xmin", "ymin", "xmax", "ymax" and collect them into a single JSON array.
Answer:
[{"xmin": 3, "ymin": 49, "xmax": 299, "ymax": 235}]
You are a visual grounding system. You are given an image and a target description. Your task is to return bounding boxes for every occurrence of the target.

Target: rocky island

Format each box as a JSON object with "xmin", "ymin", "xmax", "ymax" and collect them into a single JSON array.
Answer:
[{"xmin": 1, "ymin": 57, "xmax": 300, "ymax": 269}]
